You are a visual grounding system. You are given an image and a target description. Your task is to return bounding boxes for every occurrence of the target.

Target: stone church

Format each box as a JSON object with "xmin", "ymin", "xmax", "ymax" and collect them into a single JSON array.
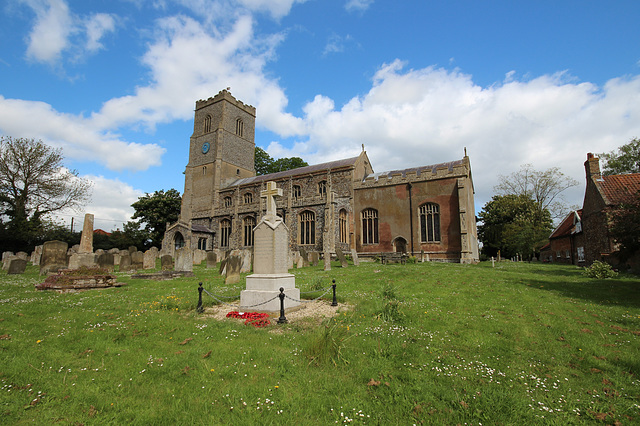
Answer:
[{"xmin": 162, "ymin": 89, "xmax": 479, "ymax": 263}]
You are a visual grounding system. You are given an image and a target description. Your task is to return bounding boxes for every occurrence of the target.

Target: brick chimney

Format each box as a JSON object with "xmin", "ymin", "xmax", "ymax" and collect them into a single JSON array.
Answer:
[{"xmin": 584, "ymin": 153, "xmax": 600, "ymax": 180}]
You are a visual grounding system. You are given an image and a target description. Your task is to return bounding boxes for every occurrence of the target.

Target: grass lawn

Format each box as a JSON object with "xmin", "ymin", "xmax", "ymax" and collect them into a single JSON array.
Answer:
[{"xmin": 1, "ymin": 260, "xmax": 639, "ymax": 425}]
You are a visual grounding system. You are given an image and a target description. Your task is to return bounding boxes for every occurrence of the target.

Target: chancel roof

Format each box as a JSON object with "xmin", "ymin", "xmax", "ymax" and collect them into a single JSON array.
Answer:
[
  {"xmin": 225, "ymin": 156, "xmax": 360, "ymax": 188},
  {"xmin": 363, "ymin": 159, "xmax": 466, "ymax": 181}
]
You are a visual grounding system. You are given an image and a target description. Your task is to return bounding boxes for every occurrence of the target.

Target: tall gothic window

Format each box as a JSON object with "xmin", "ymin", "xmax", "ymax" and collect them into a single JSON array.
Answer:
[
  {"xmin": 204, "ymin": 115, "xmax": 212, "ymax": 133},
  {"xmin": 244, "ymin": 192, "xmax": 253, "ymax": 204},
  {"xmin": 292, "ymin": 185, "xmax": 301, "ymax": 201},
  {"xmin": 339, "ymin": 209, "xmax": 348, "ymax": 244},
  {"xmin": 220, "ymin": 219, "xmax": 231, "ymax": 248},
  {"xmin": 419, "ymin": 203, "xmax": 440, "ymax": 243},
  {"xmin": 299, "ymin": 211, "xmax": 315, "ymax": 245},
  {"xmin": 361, "ymin": 208, "xmax": 379, "ymax": 244},
  {"xmin": 223, "ymin": 196, "xmax": 232, "ymax": 208},
  {"xmin": 236, "ymin": 118, "xmax": 244, "ymax": 137},
  {"xmin": 243, "ymin": 216, "xmax": 255, "ymax": 246}
]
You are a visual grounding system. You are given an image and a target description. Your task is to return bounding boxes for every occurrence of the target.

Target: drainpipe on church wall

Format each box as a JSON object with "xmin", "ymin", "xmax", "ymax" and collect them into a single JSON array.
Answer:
[{"xmin": 407, "ymin": 183, "xmax": 414, "ymax": 256}]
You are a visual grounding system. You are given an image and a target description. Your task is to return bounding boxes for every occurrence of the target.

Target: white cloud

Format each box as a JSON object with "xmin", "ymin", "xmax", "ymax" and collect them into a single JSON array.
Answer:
[
  {"xmin": 345, "ymin": 0, "xmax": 374, "ymax": 13},
  {"xmin": 84, "ymin": 13, "xmax": 117, "ymax": 52},
  {"xmin": 323, "ymin": 33, "xmax": 355, "ymax": 56},
  {"xmin": 24, "ymin": 0, "xmax": 73, "ymax": 63}
]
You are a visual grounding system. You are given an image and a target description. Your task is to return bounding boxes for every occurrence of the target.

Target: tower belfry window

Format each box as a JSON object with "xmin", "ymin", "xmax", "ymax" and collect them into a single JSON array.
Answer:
[
  {"xmin": 236, "ymin": 118, "xmax": 244, "ymax": 137},
  {"xmin": 204, "ymin": 115, "xmax": 212, "ymax": 133}
]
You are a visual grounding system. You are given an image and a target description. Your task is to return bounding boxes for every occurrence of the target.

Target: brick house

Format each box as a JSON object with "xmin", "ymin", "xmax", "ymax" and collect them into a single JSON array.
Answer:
[
  {"xmin": 162, "ymin": 89, "xmax": 479, "ymax": 263},
  {"xmin": 542, "ymin": 210, "xmax": 584, "ymax": 264},
  {"xmin": 581, "ymin": 153, "xmax": 640, "ymax": 266}
]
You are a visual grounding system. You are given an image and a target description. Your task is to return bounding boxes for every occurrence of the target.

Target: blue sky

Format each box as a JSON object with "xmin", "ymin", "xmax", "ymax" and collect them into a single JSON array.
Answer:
[{"xmin": 1, "ymin": 0, "xmax": 640, "ymax": 231}]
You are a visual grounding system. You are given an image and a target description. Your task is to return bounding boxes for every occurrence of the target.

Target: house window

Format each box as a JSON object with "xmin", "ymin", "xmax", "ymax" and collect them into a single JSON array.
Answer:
[
  {"xmin": 339, "ymin": 209, "xmax": 348, "ymax": 244},
  {"xmin": 556, "ymin": 251, "xmax": 561, "ymax": 258},
  {"xmin": 419, "ymin": 203, "xmax": 441, "ymax": 243},
  {"xmin": 318, "ymin": 180, "xmax": 326, "ymax": 196},
  {"xmin": 565, "ymin": 250, "xmax": 570, "ymax": 259},
  {"xmin": 244, "ymin": 193, "xmax": 253, "ymax": 204},
  {"xmin": 220, "ymin": 219, "xmax": 231, "ymax": 248},
  {"xmin": 204, "ymin": 115, "xmax": 212, "ymax": 133},
  {"xmin": 197, "ymin": 238, "xmax": 207, "ymax": 250},
  {"xmin": 223, "ymin": 196, "xmax": 232, "ymax": 207},
  {"xmin": 299, "ymin": 210, "xmax": 315, "ymax": 245},
  {"xmin": 292, "ymin": 185, "xmax": 301, "ymax": 200},
  {"xmin": 577, "ymin": 247, "xmax": 585, "ymax": 262},
  {"xmin": 236, "ymin": 118, "xmax": 244, "ymax": 137},
  {"xmin": 361, "ymin": 208, "xmax": 379, "ymax": 245},
  {"xmin": 243, "ymin": 217, "xmax": 255, "ymax": 246}
]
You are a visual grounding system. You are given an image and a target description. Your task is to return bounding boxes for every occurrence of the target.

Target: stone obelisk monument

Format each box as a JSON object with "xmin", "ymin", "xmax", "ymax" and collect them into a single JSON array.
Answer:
[{"xmin": 240, "ymin": 181, "xmax": 300, "ymax": 312}]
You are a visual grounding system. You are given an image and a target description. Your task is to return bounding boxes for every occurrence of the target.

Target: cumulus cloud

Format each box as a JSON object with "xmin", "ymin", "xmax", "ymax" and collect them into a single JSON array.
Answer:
[
  {"xmin": 24, "ymin": 0, "xmax": 73, "ymax": 63},
  {"xmin": 84, "ymin": 13, "xmax": 117, "ymax": 52}
]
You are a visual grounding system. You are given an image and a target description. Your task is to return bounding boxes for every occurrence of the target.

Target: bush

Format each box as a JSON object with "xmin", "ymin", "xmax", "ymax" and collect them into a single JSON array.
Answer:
[{"xmin": 583, "ymin": 261, "xmax": 618, "ymax": 279}]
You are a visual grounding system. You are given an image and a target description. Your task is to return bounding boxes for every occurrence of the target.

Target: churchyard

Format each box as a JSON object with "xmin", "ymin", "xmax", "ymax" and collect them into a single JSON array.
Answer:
[{"xmin": 0, "ymin": 260, "xmax": 639, "ymax": 424}]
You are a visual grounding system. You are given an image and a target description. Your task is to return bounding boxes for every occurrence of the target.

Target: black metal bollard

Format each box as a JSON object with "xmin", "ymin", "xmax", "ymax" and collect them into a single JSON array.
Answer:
[
  {"xmin": 277, "ymin": 287, "xmax": 288, "ymax": 324},
  {"xmin": 197, "ymin": 282, "xmax": 204, "ymax": 313},
  {"xmin": 331, "ymin": 279, "xmax": 338, "ymax": 306}
]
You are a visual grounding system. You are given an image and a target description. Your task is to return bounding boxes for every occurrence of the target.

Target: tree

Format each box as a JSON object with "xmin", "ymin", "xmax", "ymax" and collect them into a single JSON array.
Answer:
[
  {"xmin": 0, "ymin": 136, "xmax": 92, "ymax": 251},
  {"xmin": 599, "ymin": 138, "xmax": 640, "ymax": 176},
  {"xmin": 609, "ymin": 190, "xmax": 640, "ymax": 262},
  {"xmin": 131, "ymin": 189, "xmax": 182, "ymax": 248},
  {"xmin": 254, "ymin": 146, "xmax": 308, "ymax": 175},
  {"xmin": 477, "ymin": 194, "xmax": 553, "ymax": 259},
  {"xmin": 495, "ymin": 164, "xmax": 578, "ymax": 221},
  {"xmin": 110, "ymin": 221, "xmax": 150, "ymax": 251}
]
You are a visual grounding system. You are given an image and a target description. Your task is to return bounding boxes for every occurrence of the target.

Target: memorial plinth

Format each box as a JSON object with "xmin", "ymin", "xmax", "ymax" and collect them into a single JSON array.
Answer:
[{"xmin": 240, "ymin": 182, "xmax": 299, "ymax": 312}]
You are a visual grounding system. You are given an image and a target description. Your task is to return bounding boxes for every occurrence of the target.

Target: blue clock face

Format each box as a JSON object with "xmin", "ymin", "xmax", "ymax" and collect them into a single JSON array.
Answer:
[{"xmin": 201, "ymin": 142, "xmax": 210, "ymax": 154}]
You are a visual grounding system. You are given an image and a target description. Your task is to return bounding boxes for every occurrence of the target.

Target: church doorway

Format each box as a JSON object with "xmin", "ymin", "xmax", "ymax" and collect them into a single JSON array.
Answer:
[
  {"xmin": 174, "ymin": 232, "xmax": 185, "ymax": 250},
  {"xmin": 393, "ymin": 237, "xmax": 407, "ymax": 254}
]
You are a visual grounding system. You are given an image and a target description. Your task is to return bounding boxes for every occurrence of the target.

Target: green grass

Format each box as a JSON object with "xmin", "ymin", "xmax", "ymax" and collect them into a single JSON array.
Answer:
[{"xmin": 1, "ymin": 260, "xmax": 639, "ymax": 425}]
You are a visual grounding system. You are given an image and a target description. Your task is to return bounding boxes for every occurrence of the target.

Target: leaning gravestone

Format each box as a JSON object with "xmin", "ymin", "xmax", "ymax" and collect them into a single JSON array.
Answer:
[
  {"xmin": 206, "ymin": 252, "xmax": 217, "ymax": 268},
  {"xmin": 2, "ymin": 255, "xmax": 16, "ymax": 271},
  {"xmin": 241, "ymin": 181, "xmax": 300, "ymax": 312},
  {"xmin": 335, "ymin": 247, "xmax": 349, "ymax": 268},
  {"xmin": 219, "ymin": 258, "xmax": 228, "ymax": 275},
  {"xmin": 7, "ymin": 259, "xmax": 27, "ymax": 275},
  {"xmin": 350, "ymin": 249, "xmax": 360, "ymax": 266},
  {"xmin": 40, "ymin": 240, "xmax": 69, "ymax": 275},
  {"xmin": 160, "ymin": 255, "xmax": 173, "ymax": 271},
  {"xmin": 299, "ymin": 248, "xmax": 310, "ymax": 267},
  {"xmin": 31, "ymin": 246, "xmax": 43, "ymax": 266},
  {"xmin": 175, "ymin": 247, "xmax": 193, "ymax": 272},
  {"xmin": 225, "ymin": 255, "xmax": 242, "ymax": 285}
]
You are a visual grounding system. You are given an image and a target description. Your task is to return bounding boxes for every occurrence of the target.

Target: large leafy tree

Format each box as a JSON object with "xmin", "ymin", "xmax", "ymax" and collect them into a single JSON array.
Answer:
[
  {"xmin": 0, "ymin": 136, "xmax": 92, "ymax": 251},
  {"xmin": 495, "ymin": 164, "xmax": 578, "ymax": 221},
  {"xmin": 255, "ymin": 147, "xmax": 308, "ymax": 175},
  {"xmin": 478, "ymin": 194, "xmax": 553, "ymax": 259},
  {"xmin": 131, "ymin": 189, "xmax": 182, "ymax": 248},
  {"xmin": 600, "ymin": 138, "xmax": 640, "ymax": 176}
]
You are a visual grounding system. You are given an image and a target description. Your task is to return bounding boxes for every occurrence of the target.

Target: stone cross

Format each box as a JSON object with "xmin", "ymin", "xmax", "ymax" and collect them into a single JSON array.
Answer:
[{"xmin": 261, "ymin": 181, "xmax": 282, "ymax": 219}]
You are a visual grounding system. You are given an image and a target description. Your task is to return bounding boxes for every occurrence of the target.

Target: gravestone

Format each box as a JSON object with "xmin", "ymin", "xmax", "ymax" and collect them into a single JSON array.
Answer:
[
  {"xmin": 40, "ymin": 240, "xmax": 69, "ymax": 275},
  {"xmin": 335, "ymin": 247, "xmax": 349, "ymax": 268},
  {"xmin": 128, "ymin": 246, "xmax": 137, "ymax": 254},
  {"xmin": 351, "ymin": 249, "xmax": 360, "ymax": 266},
  {"xmin": 2, "ymin": 251, "xmax": 13, "ymax": 262},
  {"xmin": 143, "ymin": 249, "xmax": 157, "ymax": 269},
  {"xmin": 206, "ymin": 252, "xmax": 217, "ymax": 268},
  {"xmin": 240, "ymin": 249, "xmax": 252, "ymax": 273},
  {"xmin": 119, "ymin": 253, "xmax": 132, "ymax": 271},
  {"xmin": 2, "ymin": 255, "xmax": 16, "ymax": 270},
  {"xmin": 97, "ymin": 253, "xmax": 115, "ymax": 271},
  {"xmin": 296, "ymin": 254, "xmax": 304, "ymax": 269},
  {"xmin": 219, "ymin": 258, "xmax": 227, "ymax": 275},
  {"xmin": 160, "ymin": 255, "xmax": 173, "ymax": 270},
  {"xmin": 174, "ymin": 247, "xmax": 193, "ymax": 272},
  {"xmin": 193, "ymin": 249, "xmax": 206, "ymax": 266},
  {"xmin": 241, "ymin": 181, "xmax": 300, "ymax": 312},
  {"xmin": 79, "ymin": 213, "xmax": 94, "ymax": 254},
  {"xmin": 309, "ymin": 252, "xmax": 319, "ymax": 267},
  {"xmin": 323, "ymin": 250, "xmax": 331, "ymax": 271},
  {"xmin": 225, "ymin": 255, "xmax": 242, "ymax": 285},
  {"xmin": 299, "ymin": 248, "xmax": 310, "ymax": 267},
  {"xmin": 131, "ymin": 251, "xmax": 144, "ymax": 270},
  {"xmin": 31, "ymin": 245, "xmax": 43, "ymax": 266},
  {"xmin": 68, "ymin": 252, "xmax": 96, "ymax": 270},
  {"xmin": 7, "ymin": 258, "xmax": 27, "ymax": 274},
  {"xmin": 16, "ymin": 252, "xmax": 28, "ymax": 260}
]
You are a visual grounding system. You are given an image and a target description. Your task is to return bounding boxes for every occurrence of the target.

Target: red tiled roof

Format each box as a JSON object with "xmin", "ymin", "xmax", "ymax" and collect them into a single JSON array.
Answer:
[
  {"xmin": 94, "ymin": 229, "xmax": 111, "ymax": 236},
  {"xmin": 549, "ymin": 210, "xmax": 582, "ymax": 239},
  {"xmin": 595, "ymin": 173, "xmax": 640, "ymax": 205}
]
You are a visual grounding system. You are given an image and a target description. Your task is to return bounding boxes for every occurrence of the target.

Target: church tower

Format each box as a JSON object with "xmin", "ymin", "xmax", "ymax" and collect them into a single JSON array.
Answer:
[{"xmin": 180, "ymin": 89, "xmax": 256, "ymax": 222}]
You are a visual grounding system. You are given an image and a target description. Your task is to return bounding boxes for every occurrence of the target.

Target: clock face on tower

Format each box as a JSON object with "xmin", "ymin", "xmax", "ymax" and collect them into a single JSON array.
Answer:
[{"xmin": 201, "ymin": 142, "xmax": 210, "ymax": 154}]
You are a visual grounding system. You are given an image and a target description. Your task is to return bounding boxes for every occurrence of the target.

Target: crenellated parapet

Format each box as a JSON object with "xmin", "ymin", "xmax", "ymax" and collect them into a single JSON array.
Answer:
[{"xmin": 196, "ymin": 89, "xmax": 256, "ymax": 117}]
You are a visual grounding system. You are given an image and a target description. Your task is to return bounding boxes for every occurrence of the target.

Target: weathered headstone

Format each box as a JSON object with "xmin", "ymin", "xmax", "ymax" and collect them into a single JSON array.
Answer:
[
  {"xmin": 119, "ymin": 253, "xmax": 132, "ymax": 271},
  {"xmin": 225, "ymin": 255, "xmax": 242, "ymax": 285},
  {"xmin": 68, "ymin": 252, "xmax": 96, "ymax": 270},
  {"xmin": 309, "ymin": 252, "xmax": 319, "ymax": 267},
  {"xmin": 97, "ymin": 253, "xmax": 115, "ymax": 271},
  {"xmin": 206, "ymin": 251, "xmax": 217, "ymax": 268},
  {"xmin": 131, "ymin": 251, "xmax": 144, "ymax": 270},
  {"xmin": 219, "ymin": 258, "xmax": 228, "ymax": 275},
  {"xmin": 350, "ymin": 249, "xmax": 360, "ymax": 266},
  {"xmin": 175, "ymin": 247, "xmax": 193, "ymax": 272},
  {"xmin": 160, "ymin": 255, "xmax": 173, "ymax": 270},
  {"xmin": 143, "ymin": 249, "xmax": 157, "ymax": 269},
  {"xmin": 16, "ymin": 251, "xmax": 28, "ymax": 261},
  {"xmin": 241, "ymin": 181, "xmax": 300, "ymax": 311},
  {"xmin": 79, "ymin": 213, "xmax": 94, "ymax": 254},
  {"xmin": 335, "ymin": 247, "xmax": 348, "ymax": 268},
  {"xmin": 7, "ymin": 258, "xmax": 27, "ymax": 275},
  {"xmin": 128, "ymin": 246, "xmax": 137, "ymax": 254},
  {"xmin": 193, "ymin": 249, "xmax": 206, "ymax": 266},
  {"xmin": 31, "ymin": 246, "xmax": 43, "ymax": 266},
  {"xmin": 2, "ymin": 255, "xmax": 16, "ymax": 270},
  {"xmin": 299, "ymin": 248, "xmax": 310, "ymax": 267},
  {"xmin": 40, "ymin": 240, "xmax": 69, "ymax": 275},
  {"xmin": 240, "ymin": 249, "xmax": 252, "ymax": 273},
  {"xmin": 2, "ymin": 251, "xmax": 13, "ymax": 262}
]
